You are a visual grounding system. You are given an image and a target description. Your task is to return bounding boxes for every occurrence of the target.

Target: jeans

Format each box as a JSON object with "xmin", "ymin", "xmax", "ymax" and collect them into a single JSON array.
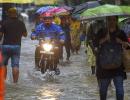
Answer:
[
  {"xmin": 65, "ymin": 41, "xmax": 71, "ymax": 59},
  {"xmin": 98, "ymin": 76, "xmax": 124, "ymax": 100},
  {"xmin": 2, "ymin": 45, "xmax": 21, "ymax": 67}
]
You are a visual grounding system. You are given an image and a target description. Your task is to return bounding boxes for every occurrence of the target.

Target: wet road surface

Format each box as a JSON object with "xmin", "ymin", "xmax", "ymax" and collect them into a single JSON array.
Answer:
[{"xmin": 5, "ymin": 23, "xmax": 130, "ymax": 100}]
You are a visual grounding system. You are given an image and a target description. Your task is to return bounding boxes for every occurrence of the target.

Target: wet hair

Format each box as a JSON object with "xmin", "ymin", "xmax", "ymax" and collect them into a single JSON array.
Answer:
[
  {"xmin": 107, "ymin": 16, "xmax": 118, "ymax": 20},
  {"xmin": 7, "ymin": 7, "xmax": 17, "ymax": 17},
  {"xmin": 106, "ymin": 16, "xmax": 119, "ymax": 31}
]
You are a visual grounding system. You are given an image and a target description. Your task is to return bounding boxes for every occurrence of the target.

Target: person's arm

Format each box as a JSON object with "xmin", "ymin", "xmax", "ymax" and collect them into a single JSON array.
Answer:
[
  {"xmin": 116, "ymin": 30, "xmax": 129, "ymax": 48},
  {"xmin": 56, "ymin": 25, "xmax": 65, "ymax": 43},
  {"xmin": 0, "ymin": 22, "xmax": 5, "ymax": 40},
  {"xmin": 0, "ymin": 32, "xmax": 3, "ymax": 37},
  {"xmin": 22, "ymin": 32, "xmax": 27, "ymax": 37},
  {"xmin": 96, "ymin": 28, "xmax": 108, "ymax": 45},
  {"xmin": 99, "ymin": 33, "xmax": 110, "ymax": 44},
  {"xmin": 0, "ymin": 22, "xmax": 2, "ymax": 36},
  {"xmin": 30, "ymin": 24, "xmax": 42, "ymax": 40},
  {"xmin": 21, "ymin": 22, "xmax": 27, "ymax": 37},
  {"xmin": 59, "ymin": 31, "xmax": 65, "ymax": 44}
]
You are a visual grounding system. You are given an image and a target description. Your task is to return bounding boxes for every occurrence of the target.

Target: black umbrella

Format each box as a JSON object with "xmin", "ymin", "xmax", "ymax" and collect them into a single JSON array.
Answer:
[
  {"xmin": 61, "ymin": 5, "xmax": 74, "ymax": 11},
  {"xmin": 72, "ymin": 1, "xmax": 100, "ymax": 14}
]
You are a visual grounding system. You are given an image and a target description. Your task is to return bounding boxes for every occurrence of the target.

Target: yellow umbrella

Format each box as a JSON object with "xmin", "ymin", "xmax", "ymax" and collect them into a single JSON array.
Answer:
[
  {"xmin": 34, "ymin": 0, "xmax": 57, "ymax": 5},
  {"xmin": 0, "ymin": 0, "xmax": 33, "ymax": 3}
]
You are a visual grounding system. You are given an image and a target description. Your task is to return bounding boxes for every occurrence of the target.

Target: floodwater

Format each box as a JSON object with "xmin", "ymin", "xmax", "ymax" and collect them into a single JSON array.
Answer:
[{"xmin": 5, "ymin": 22, "xmax": 130, "ymax": 100}]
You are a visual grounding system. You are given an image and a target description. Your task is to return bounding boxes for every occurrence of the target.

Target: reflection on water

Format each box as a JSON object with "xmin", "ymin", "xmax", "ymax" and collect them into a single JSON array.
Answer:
[
  {"xmin": 5, "ymin": 42, "xmax": 98, "ymax": 100},
  {"xmin": 38, "ymin": 98, "xmax": 57, "ymax": 100},
  {"xmin": 38, "ymin": 88, "xmax": 61, "ymax": 100}
]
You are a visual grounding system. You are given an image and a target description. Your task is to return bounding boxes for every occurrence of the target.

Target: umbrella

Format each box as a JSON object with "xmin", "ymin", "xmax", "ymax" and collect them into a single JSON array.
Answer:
[
  {"xmin": 36, "ymin": 6, "xmax": 54, "ymax": 14},
  {"xmin": 54, "ymin": 8, "xmax": 70, "ymax": 16},
  {"xmin": 118, "ymin": 17, "xmax": 130, "ymax": 23},
  {"xmin": 73, "ymin": 1, "xmax": 100, "ymax": 14},
  {"xmin": 1, "ymin": 0, "xmax": 33, "ymax": 21},
  {"xmin": 34, "ymin": 0, "xmax": 57, "ymax": 5},
  {"xmin": 80, "ymin": 4, "xmax": 130, "ymax": 20},
  {"xmin": 60, "ymin": 6, "xmax": 73, "ymax": 11},
  {"xmin": 0, "ymin": 0, "xmax": 33, "ymax": 3},
  {"xmin": 47, "ymin": 7, "xmax": 70, "ymax": 16},
  {"xmin": 118, "ymin": 17, "xmax": 130, "ymax": 35}
]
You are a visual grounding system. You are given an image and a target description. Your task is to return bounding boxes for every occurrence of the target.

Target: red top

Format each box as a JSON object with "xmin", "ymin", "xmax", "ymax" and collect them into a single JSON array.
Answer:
[{"xmin": 128, "ymin": 38, "xmax": 130, "ymax": 42}]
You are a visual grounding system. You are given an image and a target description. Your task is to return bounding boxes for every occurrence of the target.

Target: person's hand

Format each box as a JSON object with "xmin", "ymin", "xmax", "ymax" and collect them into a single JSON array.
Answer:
[
  {"xmin": 60, "ymin": 39, "xmax": 64, "ymax": 44},
  {"xmin": 122, "ymin": 42, "xmax": 130, "ymax": 49},
  {"xmin": 31, "ymin": 29, "xmax": 35, "ymax": 32},
  {"xmin": 99, "ymin": 33, "xmax": 110, "ymax": 44},
  {"xmin": 116, "ymin": 38, "xmax": 130, "ymax": 48},
  {"xmin": 116, "ymin": 38, "xmax": 123, "ymax": 44}
]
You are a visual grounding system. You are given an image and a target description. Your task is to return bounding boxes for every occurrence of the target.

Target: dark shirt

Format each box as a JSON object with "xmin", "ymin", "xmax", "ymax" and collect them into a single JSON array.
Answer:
[
  {"xmin": 96, "ymin": 28, "xmax": 127, "ymax": 79},
  {"xmin": 61, "ymin": 24, "xmax": 71, "ymax": 42},
  {"xmin": 1, "ymin": 17, "xmax": 27, "ymax": 45}
]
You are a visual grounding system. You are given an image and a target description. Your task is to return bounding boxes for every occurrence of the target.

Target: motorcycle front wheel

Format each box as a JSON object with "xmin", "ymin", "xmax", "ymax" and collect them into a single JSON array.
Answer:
[{"xmin": 40, "ymin": 61, "xmax": 46, "ymax": 74}]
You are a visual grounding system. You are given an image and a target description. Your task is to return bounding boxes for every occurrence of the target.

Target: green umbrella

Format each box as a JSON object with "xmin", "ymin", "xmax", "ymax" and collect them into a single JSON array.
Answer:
[
  {"xmin": 80, "ymin": 4, "xmax": 130, "ymax": 20},
  {"xmin": 118, "ymin": 17, "xmax": 130, "ymax": 23}
]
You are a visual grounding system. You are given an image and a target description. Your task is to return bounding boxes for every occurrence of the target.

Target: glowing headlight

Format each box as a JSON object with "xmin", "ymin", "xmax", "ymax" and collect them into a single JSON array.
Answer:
[{"xmin": 42, "ymin": 43, "xmax": 52, "ymax": 51}]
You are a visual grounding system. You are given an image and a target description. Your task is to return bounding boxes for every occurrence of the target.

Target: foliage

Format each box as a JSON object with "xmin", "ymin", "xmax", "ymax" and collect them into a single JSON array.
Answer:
[{"xmin": 64, "ymin": 0, "xmax": 130, "ymax": 6}]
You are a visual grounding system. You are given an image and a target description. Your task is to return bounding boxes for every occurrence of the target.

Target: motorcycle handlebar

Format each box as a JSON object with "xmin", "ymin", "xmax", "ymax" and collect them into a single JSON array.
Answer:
[{"xmin": 36, "ymin": 37, "xmax": 58, "ymax": 43}]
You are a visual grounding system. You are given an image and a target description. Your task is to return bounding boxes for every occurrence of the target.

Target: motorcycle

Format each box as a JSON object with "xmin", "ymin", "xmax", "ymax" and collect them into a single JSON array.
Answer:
[{"xmin": 35, "ymin": 37, "xmax": 60, "ymax": 75}]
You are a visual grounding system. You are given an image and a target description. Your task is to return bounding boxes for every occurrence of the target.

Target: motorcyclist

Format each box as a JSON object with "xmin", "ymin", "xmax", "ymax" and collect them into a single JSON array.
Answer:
[{"xmin": 31, "ymin": 12, "xmax": 65, "ymax": 75}]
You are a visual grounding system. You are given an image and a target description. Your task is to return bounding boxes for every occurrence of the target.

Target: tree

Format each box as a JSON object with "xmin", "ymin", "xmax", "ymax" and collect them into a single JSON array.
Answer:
[
  {"xmin": 63, "ymin": 0, "xmax": 90, "ymax": 6},
  {"xmin": 63, "ymin": 0, "xmax": 130, "ymax": 6},
  {"xmin": 101, "ymin": 0, "xmax": 130, "ymax": 5},
  {"xmin": 121, "ymin": 0, "xmax": 130, "ymax": 5}
]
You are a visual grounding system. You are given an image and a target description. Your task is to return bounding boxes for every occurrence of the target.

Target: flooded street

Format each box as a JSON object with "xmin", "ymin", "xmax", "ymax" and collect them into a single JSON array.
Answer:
[{"xmin": 5, "ymin": 23, "xmax": 130, "ymax": 100}]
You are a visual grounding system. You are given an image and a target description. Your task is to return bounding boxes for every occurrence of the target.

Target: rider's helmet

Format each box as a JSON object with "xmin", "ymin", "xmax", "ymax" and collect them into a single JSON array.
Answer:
[
  {"xmin": 42, "ymin": 12, "xmax": 53, "ymax": 18},
  {"xmin": 41, "ymin": 12, "xmax": 53, "ymax": 26}
]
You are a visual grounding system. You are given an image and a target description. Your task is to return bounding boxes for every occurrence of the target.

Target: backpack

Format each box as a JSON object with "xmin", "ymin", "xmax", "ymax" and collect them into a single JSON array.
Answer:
[{"xmin": 99, "ymin": 41, "xmax": 123, "ymax": 70}]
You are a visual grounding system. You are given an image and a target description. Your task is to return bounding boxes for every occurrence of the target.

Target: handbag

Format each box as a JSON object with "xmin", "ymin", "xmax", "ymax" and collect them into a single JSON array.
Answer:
[
  {"xmin": 123, "ymin": 47, "xmax": 130, "ymax": 72},
  {"xmin": 99, "ymin": 41, "xmax": 123, "ymax": 70}
]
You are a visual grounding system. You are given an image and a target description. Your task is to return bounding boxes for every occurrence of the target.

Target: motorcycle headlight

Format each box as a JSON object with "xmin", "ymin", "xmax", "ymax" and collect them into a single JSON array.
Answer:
[{"xmin": 42, "ymin": 43, "xmax": 53, "ymax": 51}]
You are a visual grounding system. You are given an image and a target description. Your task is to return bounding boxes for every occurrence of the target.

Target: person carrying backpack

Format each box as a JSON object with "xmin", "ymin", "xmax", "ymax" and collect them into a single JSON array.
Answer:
[{"xmin": 95, "ymin": 16, "xmax": 128, "ymax": 100}]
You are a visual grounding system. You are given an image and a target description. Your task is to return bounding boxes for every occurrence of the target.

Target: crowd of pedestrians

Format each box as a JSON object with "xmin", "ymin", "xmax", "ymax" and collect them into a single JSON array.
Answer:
[{"xmin": 0, "ymin": 6, "xmax": 130, "ymax": 100}]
